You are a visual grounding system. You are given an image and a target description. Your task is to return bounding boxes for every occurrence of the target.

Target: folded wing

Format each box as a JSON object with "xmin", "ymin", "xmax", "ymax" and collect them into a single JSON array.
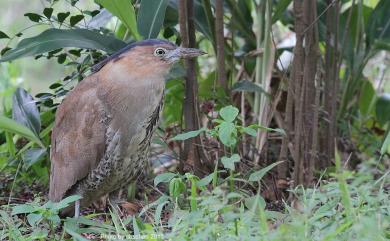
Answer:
[{"xmin": 49, "ymin": 76, "xmax": 107, "ymax": 202}]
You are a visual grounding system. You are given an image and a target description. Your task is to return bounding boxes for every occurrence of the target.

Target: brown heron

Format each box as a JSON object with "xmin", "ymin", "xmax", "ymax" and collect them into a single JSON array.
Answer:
[{"xmin": 49, "ymin": 39, "xmax": 205, "ymax": 216}]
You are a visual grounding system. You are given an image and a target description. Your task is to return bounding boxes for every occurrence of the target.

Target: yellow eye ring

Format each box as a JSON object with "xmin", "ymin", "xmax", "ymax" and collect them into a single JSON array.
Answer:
[{"xmin": 154, "ymin": 47, "xmax": 167, "ymax": 56}]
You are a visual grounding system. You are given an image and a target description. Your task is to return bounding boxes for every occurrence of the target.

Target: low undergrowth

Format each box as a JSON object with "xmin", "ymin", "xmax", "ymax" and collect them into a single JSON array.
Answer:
[{"xmin": 1, "ymin": 156, "xmax": 389, "ymax": 241}]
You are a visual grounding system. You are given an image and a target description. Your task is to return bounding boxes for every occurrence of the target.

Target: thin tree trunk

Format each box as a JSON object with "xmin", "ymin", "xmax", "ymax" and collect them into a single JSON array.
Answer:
[
  {"xmin": 290, "ymin": 0, "xmax": 320, "ymax": 186},
  {"xmin": 309, "ymin": 66, "xmax": 322, "ymax": 183},
  {"xmin": 330, "ymin": 0, "xmax": 340, "ymax": 165},
  {"xmin": 215, "ymin": 0, "xmax": 228, "ymax": 92},
  {"xmin": 178, "ymin": 0, "xmax": 188, "ymax": 173},
  {"xmin": 323, "ymin": 0, "xmax": 339, "ymax": 168},
  {"xmin": 302, "ymin": 0, "xmax": 319, "ymax": 184},
  {"xmin": 277, "ymin": 74, "xmax": 293, "ymax": 179},
  {"xmin": 291, "ymin": 0, "xmax": 305, "ymax": 186},
  {"xmin": 178, "ymin": 0, "xmax": 203, "ymax": 175}
]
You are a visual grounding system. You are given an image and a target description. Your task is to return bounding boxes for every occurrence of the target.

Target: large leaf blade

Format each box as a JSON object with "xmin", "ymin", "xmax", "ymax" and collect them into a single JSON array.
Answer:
[
  {"xmin": 137, "ymin": 0, "xmax": 169, "ymax": 39},
  {"xmin": 0, "ymin": 115, "xmax": 44, "ymax": 147},
  {"xmin": 95, "ymin": 0, "xmax": 140, "ymax": 40},
  {"xmin": 221, "ymin": 154, "xmax": 240, "ymax": 171},
  {"xmin": 218, "ymin": 122, "xmax": 237, "ymax": 147},
  {"xmin": 170, "ymin": 128, "xmax": 206, "ymax": 141},
  {"xmin": 0, "ymin": 29, "xmax": 126, "ymax": 62},
  {"xmin": 375, "ymin": 93, "xmax": 390, "ymax": 126},
  {"xmin": 219, "ymin": 105, "xmax": 239, "ymax": 122},
  {"xmin": 23, "ymin": 148, "xmax": 47, "ymax": 168},
  {"xmin": 232, "ymin": 80, "xmax": 270, "ymax": 98},
  {"xmin": 248, "ymin": 161, "xmax": 283, "ymax": 182},
  {"xmin": 12, "ymin": 88, "xmax": 41, "ymax": 137},
  {"xmin": 381, "ymin": 131, "xmax": 390, "ymax": 155},
  {"xmin": 367, "ymin": 0, "xmax": 390, "ymax": 46},
  {"xmin": 358, "ymin": 80, "xmax": 376, "ymax": 116}
]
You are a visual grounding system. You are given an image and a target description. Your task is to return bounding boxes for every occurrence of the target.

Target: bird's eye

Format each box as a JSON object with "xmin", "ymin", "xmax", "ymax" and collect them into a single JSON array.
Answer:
[{"xmin": 154, "ymin": 47, "xmax": 166, "ymax": 56}]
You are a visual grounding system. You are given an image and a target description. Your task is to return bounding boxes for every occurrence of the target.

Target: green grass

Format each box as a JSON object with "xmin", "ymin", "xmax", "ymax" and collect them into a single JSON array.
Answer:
[{"xmin": 0, "ymin": 161, "xmax": 389, "ymax": 241}]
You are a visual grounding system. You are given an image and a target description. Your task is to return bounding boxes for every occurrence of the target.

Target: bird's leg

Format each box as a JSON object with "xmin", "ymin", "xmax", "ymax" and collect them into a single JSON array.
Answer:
[
  {"xmin": 108, "ymin": 191, "xmax": 124, "ymax": 216},
  {"xmin": 74, "ymin": 200, "xmax": 80, "ymax": 218}
]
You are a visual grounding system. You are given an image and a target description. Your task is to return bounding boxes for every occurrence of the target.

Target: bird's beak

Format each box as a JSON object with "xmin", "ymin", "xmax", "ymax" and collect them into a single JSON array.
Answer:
[{"xmin": 177, "ymin": 47, "xmax": 207, "ymax": 58}]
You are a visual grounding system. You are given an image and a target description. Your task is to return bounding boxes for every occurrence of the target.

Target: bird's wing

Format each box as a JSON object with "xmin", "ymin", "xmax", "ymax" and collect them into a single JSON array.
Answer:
[{"xmin": 49, "ymin": 76, "xmax": 107, "ymax": 202}]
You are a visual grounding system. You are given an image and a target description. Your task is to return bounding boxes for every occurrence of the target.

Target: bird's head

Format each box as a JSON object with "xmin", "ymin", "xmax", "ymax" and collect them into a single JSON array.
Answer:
[
  {"xmin": 141, "ymin": 39, "xmax": 206, "ymax": 64},
  {"xmin": 92, "ymin": 39, "xmax": 206, "ymax": 75}
]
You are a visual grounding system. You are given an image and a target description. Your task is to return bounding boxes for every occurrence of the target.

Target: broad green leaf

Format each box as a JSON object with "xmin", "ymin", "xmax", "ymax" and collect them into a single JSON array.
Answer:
[
  {"xmin": 359, "ymin": 80, "xmax": 376, "ymax": 116},
  {"xmin": 52, "ymin": 195, "xmax": 82, "ymax": 210},
  {"xmin": 137, "ymin": 0, "xmax": 169, "ymax": 39},
  {"xmin": 219, "ymin": 105, "xmax": 239, "ymax": 122},
  {"xmin": 170, "ymin": 128, "xmax": 206, "ymax": 141},
  {"xmin": 0, "ymin": 29, "xmax": 126, "ymax": 62},
  {"xmin": 57, "ymin": 12, "xmax": 70, "ymax": 23},
  {"xmin": 96, "ymin": 0, "xmax": 140, "ymax": 40},
  {"xmin": 373, "ymin": 39, "xmax": 390, "ymax": 51},
  {"xmin": 12, "ymin": 88, "xmax": 41, "ymax": 137},
  {"xmin": 231, "ymin": 80, "xmax": 270, "ymax": 98},
  {"xmin": 139, "ymin": 195, "xmax": 169, "ymax": 217},
  {"xmin": 380, "ymin": 131, "xmax": 390, "ymax": 155},
  {"xmin": 242, "ymin": 127, "xmax": 257, "ymax": 137},
  {"xmin": 27, "ymin": 213, "xmax": 43, "ymax": 227},
  {"xmin": 248, "ymin": 161, "xmax": 283, "ymax": 182},
  {"xmin": 24, "ymin": 13, "xmax": 42, "ymax": 22},
  {"xmin": 225, "ymin": 0, "xmax": 256, "ymax": 47},
  {"xmin": 218, "ymin": 122, "xmax": 237, "ymax": 147},
  {"xmin": 28, "ymin": 229, "xmax": 49, "ymax": 240},
  {"xmin": 154, "ymin": 200, "xmax": 169, "ymax": 226},
  {"xmin": 221, "ymin": 154, "xmax": 240, "ymax": 171},
  {"xmin": 23, "ymin": 148, "xmax": 47, "ymax": 168},
  {"xmin": 196, "ymin": 173, "xmax": 214, "ymax": 187},
  {"xmin": 226, "ymin": 192, "xmax": 243, "ymax": 200},
  {"xmin": 0, "ymin": 116, "xmax": 44, "ymax": 147},
  {"xmin": 5, "ymin": 132, "xmax": 16, "ymax": 157},
  {"xmin": 154, "ymin": 172, "xmax": 177, "ymax": 186},
  {"xmin": 47, "ymin": 214, "xmax": 61, "ymax": 224},
  {"xmin": 0, "ymin": 30, "xmax": 9, "ymax": 39},
  {"xmin": 70, "ymin": 15, "xmax": 84, "ymax": 26},
  {"xmin": 43, "ymin": 8, "xmax": 53, "ymax": 19},
  {"xmin": 65, "ymin": 216, "xmax": 115, "ymax": 232},
  {"xmin": 367, "ymin": 0, "xmax": 390, "ymax": 46},
  {"xmin": 338, "ymin": 3, "xmax": 372, "ymax": 59},
  {"xmin": 11, "ymin": 204, "xmax": 36, "ymax": 215},
  {"xmin": 249, "ymin": 124, "xmax": 286, "ymax": 135},
  {"xmin": 244, "ymin": 194, "xmax": 266, "ymax": 211},
  {"xmin": 169, "ymin": 177, "xmax": 186, "ymax": 198},
  {"xmin": 64, "ymin": 228, "xmax": 89, "ymax": 241},
  {"xmin": 193, "ymin": 0, "xmax": 214, "ymax": 42},
  {"xmin": 375, "ymin": 93, "xmax": 390, "ymax": 125}
]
